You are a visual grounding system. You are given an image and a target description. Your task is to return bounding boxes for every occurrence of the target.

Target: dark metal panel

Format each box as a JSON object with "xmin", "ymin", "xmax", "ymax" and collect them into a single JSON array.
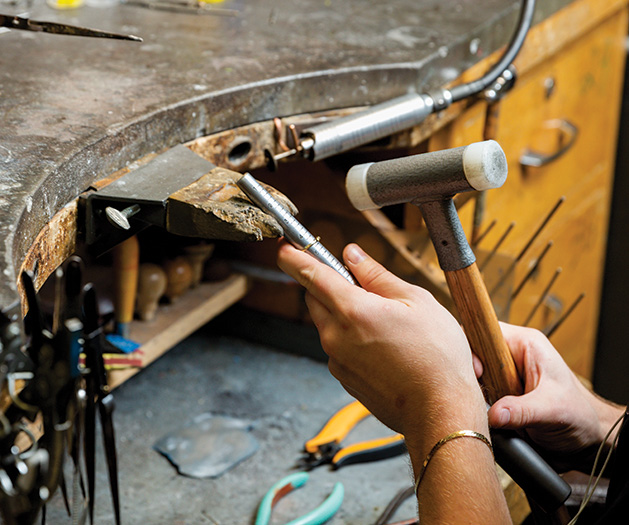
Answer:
[{"xmin": 594, "ymin": 53, "xmax": 629, "ymax": 404}]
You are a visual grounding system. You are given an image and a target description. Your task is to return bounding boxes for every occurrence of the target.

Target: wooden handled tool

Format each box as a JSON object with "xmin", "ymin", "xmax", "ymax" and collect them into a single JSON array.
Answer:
[
  {"xmin": 347, "ymin": 140, "xmax": 520, "ymax": 401},
  {"xmin": 445, "ymin": 262, "xmax": 522, "ymax": 401},
  {"xmin": 112, "ymin": 235, "xmax": 139, "ymax": 338},
  {"xmin": 346, "ymin": 142, "xmax": 571, "ymax": 516}
]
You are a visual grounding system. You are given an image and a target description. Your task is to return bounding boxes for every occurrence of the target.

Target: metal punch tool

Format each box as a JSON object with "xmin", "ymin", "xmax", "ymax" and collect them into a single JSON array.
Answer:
[
  {"xmin": 236, "ymin": 173, "xmax": 356, "ymax": 286},
  {"xmin": 0, "ymin": 14, "xmax": 142, "ymax": 41}
]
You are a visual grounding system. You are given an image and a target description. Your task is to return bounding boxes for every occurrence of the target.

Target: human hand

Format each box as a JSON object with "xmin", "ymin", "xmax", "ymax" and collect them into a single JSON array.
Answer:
[
  {"xmin": 278, "ymin": 241, "xmax": 512, "ymax": 523},
  {"xmin": 277, "ymin": 242, "xmax": 487, "ymax": 442},
  {"xmin": 482, "ymin": 323, "xmax": 625, "ymax": 471}
]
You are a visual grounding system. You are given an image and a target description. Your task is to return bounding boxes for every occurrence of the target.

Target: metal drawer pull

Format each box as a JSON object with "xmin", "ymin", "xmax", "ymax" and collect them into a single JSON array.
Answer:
[{"xmin": 520, "ymin": 119, "xmax": 578, "ymax": 168}]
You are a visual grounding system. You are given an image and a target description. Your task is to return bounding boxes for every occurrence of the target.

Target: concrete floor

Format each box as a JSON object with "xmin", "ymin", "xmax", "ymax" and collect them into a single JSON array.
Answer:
[{"xmin": 45, "ymin": 316, "xmax": 417, "ymax": 524}]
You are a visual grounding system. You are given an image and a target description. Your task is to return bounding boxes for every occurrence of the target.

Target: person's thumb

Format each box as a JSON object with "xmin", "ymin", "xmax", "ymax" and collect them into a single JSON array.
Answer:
[
  {"xmin": 343, "ymin": 243, "xmax": 410, "ymax": 298},
  {"xmin": 488, "ymin": 391, "xmax": 548, "ymax": 431}
]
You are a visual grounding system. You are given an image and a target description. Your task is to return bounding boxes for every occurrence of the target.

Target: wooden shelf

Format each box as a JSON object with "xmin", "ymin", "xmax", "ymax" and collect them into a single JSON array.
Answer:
[{"xmin": 107, "ymin": 273, "xmax": 250, "ymax": 389}]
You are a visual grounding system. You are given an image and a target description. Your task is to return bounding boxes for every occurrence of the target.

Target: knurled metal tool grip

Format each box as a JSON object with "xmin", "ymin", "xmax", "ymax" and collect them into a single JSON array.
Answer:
[{"xmin": 237, "ymin": 173, "xmax": 356, "ymax": 285}]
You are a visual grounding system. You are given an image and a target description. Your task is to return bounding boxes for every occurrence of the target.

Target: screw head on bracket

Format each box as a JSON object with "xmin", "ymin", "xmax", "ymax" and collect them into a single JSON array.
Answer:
[{"xmin": 105, "ymin": 204, "xmax": 140, "ymax": 230}]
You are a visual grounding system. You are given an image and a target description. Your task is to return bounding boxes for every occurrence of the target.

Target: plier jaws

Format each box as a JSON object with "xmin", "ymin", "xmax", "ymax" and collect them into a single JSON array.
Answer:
[
  {"xmin": 255, "ymin": 472, "xmax": 343, "ymax": 525},
  {"xmin": 301, "ymin": 401, "xmax": 405, "ymax": 470}
]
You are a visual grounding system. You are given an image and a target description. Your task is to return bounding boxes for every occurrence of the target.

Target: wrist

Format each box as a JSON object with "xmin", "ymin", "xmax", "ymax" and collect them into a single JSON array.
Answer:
[
  {"xmin": 405, "ymin": 397, "xmax": 507, "ymax": 523},
  {"xmin": 403, "ymin": 384, "xmax": 490, "ymax": 469},
  {"xmin": 593, "ymin": 396, "xmax": 626, "ymax": 451},
  {"xmin": 568, "ymin": 392, "xmax": 627, "ymax": 473}
]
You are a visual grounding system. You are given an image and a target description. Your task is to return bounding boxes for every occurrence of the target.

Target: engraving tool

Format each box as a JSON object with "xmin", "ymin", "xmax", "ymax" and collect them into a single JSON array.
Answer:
[
  {"xmin": 0, "ymin": 14, "xmax": 143, "ymax": 41},
  {"xmin": 236, "ymin": 173, "xmax": 356, "ymax": 285}
]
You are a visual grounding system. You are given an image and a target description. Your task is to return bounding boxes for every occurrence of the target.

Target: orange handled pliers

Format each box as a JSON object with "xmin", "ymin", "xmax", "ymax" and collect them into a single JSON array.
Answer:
[{"xmin": 299, "ymin": 400, "xmax": 405, "ymax": 470}]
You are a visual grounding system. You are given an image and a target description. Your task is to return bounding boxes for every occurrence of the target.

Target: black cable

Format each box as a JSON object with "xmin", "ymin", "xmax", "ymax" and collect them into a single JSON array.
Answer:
[
  {"xmin": 449, "ymin": 0, "xmax": 536, "ymax": 102},
  {"xmin": 374, "ymin": 486, "xmax": 415, "ymax": 525}
]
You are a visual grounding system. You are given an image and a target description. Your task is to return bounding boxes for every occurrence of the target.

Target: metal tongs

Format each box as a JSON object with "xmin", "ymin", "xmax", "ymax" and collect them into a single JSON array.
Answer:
[{"xmin": 0, "ymin": 13, "xmax": 142, "ymax": 40}]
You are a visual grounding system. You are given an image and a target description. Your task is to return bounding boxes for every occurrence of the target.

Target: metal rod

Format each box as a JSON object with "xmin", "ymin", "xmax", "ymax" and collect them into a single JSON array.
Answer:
[
  {"xmin": 511, "ymin": 241, "xmax": 553, "ymax": 300},
  {"xmin": 523, "ymin": 267, "xmax": 562, "ymax": 326},
  {"xmin": 288, "ymin": 124, "xmax": 301, "ymax": 151},
  {"xmin": 105, "ymin": 204, "xmax": 141, "ymax": 230},
  {"xmin": 516, "ymin": 197, "xmax": 564, "ymax": 263},
  {"xmin": 471, "ymin": 191, "xmax": 488, "ymax": 246},
  {"xmin": 274, "ymin": 149, "xmax": 297, "ymax": 161},
  {"xmin": 236, "ymin": 173, "xmax": 356, "ymax": 285},
  {"xmin": 479, "ymin": 221, "xmax": 515, "ymax": 272},
  {"xmin": 490, "ymin": 197, "xmax": 564, "ymax": 295},
  {"xmin": 273, "ymin": 117, "xmax": 290, "ymax": 152},
  {"xmin": 472, "ymin": 218, "xmax": 497, "ymax": 247},
  {"xmin": 544, "ymin": 293, "xmax": 585, "ymax": 339}
]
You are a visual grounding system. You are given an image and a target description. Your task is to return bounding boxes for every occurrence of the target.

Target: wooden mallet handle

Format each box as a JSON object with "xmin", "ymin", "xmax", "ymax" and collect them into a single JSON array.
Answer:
[
  {"xmin": 112, "ymin": 235, "xmax": 139, "ymax": 338},
  {"xmin": 445, "ymin": 262, "xmax": 522, "ymax": 402}
]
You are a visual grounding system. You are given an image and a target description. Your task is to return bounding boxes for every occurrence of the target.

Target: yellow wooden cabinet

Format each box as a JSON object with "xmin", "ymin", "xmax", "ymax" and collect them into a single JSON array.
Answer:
[
  {"xmin": 430, "ymin": 2, "xmax": 627, "ymax": 379},
  {"xmin": 237, "ymin": 0, "xmax": 628, "ymax": 392}
]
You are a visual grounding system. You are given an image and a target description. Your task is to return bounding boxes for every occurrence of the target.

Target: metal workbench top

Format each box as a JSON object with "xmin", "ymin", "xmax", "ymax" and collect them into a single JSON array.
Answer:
[{"xmin": 0, "ymin": 0, "xmax": 571, "ymax": 311}]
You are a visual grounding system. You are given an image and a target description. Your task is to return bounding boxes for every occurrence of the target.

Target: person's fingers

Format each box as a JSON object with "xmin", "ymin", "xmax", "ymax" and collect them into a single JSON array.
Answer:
[
  {"xmin": 277, "ymin": 242, "xmax": 355, "ymax": 312},
  {"xmin": 499, "ymin": 323, "xmax": 561, "ymax": 391},
  {"xmin": 304, "ymin": 292, "xmax": 331, "ymax": 329},
  {"xmin": 499, "ymin": 323, "xmax": 529, "ymax": 364},
  {"xmin": 343, "ymin": 244, "xmax": 413, "ymax": 300},
  {"xmin": 499, "ymin": 322, "xmax": 548, "ymax": 375},
  {"xmin": 487, "ymin": 390, "xmax": 549, "ymax": 430},
  {"xmin": 472, "ymin": 353, "xmax": 484, "ymax": 379}
]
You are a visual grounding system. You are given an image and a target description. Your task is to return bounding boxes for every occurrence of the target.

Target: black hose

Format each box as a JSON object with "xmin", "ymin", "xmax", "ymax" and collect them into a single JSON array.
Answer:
[
  {"xmin": 374, "ymin": 486, "xmax": 415, "ymax": 525},
  {"xmin": 449, "ymin": 0, "xmax": 536, "ymax": 102}
]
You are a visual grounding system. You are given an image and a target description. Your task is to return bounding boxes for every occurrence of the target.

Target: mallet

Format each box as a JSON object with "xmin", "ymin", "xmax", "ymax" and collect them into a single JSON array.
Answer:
[
  {"xmin": 346, "ymin": 141, "xmax": 572, "ymax": 515},
  {"xmin": 346, "ymin": 140, "xmax": 519, "ymax": 402}
]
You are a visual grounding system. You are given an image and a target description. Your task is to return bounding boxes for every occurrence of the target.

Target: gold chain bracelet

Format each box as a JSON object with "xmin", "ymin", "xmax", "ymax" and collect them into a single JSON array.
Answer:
[{"xmin": 414, "ymin": 430, "xmax": 493, "ymax": 496}]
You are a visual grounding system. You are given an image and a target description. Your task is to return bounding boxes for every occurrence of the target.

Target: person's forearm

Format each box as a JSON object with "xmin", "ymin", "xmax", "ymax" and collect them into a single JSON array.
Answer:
[
  {"xmin": 405, "ymin": 390, "xmax": 511, "ymax": 524},
  {"xmin": 277, "ymin": 241, "xmax": 511, "ymax": 521}
]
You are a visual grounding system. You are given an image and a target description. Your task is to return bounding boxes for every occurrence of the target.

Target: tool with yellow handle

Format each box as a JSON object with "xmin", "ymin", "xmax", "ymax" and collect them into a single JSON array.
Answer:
[
  {"xmin": 300, "ymin": 400, "xmax": 405, "ymax": 470},
  {"xmin": 112, "ymin": 235, "xmax": 139, "ymax": 339}
]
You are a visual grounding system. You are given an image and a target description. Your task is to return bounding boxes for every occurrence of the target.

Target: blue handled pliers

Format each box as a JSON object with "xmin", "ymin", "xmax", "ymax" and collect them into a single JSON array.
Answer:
[{"xmin": 255, "ymin": 472, "xmax": 344, "ymax": 525}]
